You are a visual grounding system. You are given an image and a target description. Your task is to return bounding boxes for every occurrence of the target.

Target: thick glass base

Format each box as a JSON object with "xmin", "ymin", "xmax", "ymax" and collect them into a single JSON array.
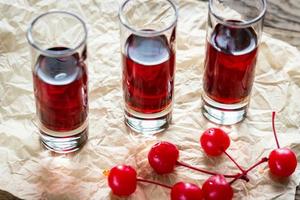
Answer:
[
  {"xmin": 39, "ymin": 120, "xmax": 88, "ymax": 153},
  {"xmin": 124, "ymin": 106, "xmax": 172, "ymax": 135},
  {"xmin": 201, "ymin": 94, "xmax": 248, "ymax": 125}
]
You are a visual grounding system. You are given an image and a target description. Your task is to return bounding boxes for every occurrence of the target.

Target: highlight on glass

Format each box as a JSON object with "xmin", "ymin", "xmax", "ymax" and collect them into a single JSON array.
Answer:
[
  {"xmin": 202, "ymin": 0, "xmax": 267, "ymax": 125},
  {"xmin": 27, "ymin": 11, "xmax": 88, "ymax": 153},
  {"xmin": 119, "ymin": 0, "xmax": 178, "ymax": 134}
]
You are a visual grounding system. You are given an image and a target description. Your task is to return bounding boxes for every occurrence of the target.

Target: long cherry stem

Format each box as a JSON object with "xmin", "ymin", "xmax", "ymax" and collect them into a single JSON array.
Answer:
[
  {"xmin": 272, "ymin": 111, "xmax": 280, "ymax": 149},
  {"xmin": 223, "ymin": 150, "xmax": 246, "ymax": 173},
  {"xmin": 176, "ymin": 160, "xmax": 248, "ymax": 181},
  {"xmin": 137, "ymin": 178, "xmax": 172, "ymax": 189},
  {"xmin": 230, "ymin": 157, "xmax": 268, "ymax": 184}
]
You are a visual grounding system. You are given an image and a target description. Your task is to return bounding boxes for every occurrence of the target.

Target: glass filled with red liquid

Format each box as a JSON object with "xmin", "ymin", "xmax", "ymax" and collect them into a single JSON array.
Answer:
[
  {"xmin": 202, "ymin": 0, "xmax": 267, "ymax": 125},
  {"xmin": 119, "ymin": 0, "xmax": 177, "ymax": 134},
  {"xmin": 27, "ymin": 11, "xmax": 88, "ymax": 153}
]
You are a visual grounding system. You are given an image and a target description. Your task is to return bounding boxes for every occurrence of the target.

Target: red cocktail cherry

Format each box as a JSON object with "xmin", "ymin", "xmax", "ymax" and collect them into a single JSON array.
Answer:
[
  {"xmin": 200, "ymin": 128, "xmax": 230, "ymax": 156},
  {"xmin": 148, "ymin": 141, "xmax": 245, "ymax": 180},
  {"xmin": 202, "ymin": 174, "xmax": 233, "ymax": 200},
  {"xmin": 148, "ymin": 141, "xmax": 179, "ymax": 174},
  {"xmin": 171, "ymin": 182, "xmax": 203, "ymax": 200},
  {"xmin": 200, "ymin": 128, "xmax": 248, "ymax": 178},
  {"xmin": 107, "ymin": 165, "xmax": 137, "ymax": 196},
  {"xmin": 268, "ymin": 112, "xmax": 297, "ymax": 177}
]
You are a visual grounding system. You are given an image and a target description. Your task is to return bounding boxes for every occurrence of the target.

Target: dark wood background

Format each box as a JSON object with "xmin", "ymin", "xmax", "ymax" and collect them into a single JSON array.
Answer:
[
  {"xmin": 0, "ymin": 0, "xmax": 299, "ymax": 199},
  {"xmin": 264, "ymin": 0, "xmax": 300, "ymax": 50}
]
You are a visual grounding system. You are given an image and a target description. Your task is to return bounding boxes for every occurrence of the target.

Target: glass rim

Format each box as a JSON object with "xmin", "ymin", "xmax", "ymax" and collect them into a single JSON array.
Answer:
[
  {"xmin": 209, "ymin": 0, "xmax": 267, "ymax": 27},
  {"xmin": 118, "ymin": 0, "xmax": 178, "ymax": 37},
  {"xmin": 26, "ymin": 11, "xmax": 87, "ymax": 57}
]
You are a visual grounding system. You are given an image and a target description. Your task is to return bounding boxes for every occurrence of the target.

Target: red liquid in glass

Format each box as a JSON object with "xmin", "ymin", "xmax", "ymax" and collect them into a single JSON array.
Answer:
[
  {"xmin": 203, "ymin": 23, "xmax": 258, "ymax": 104},
  {"xmin": 33, "ymin": 47, "xmax": 88, "ymax": 132},
  {"xmin": 122, "ymin": 34, "xmax": 175, "ymax": 114}
]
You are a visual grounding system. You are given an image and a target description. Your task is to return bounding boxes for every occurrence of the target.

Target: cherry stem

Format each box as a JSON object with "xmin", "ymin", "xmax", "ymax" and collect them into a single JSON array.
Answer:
[
  {"xmin": 223, "ymin": 150, "xmax": 246, "ymax": 174},
  {"xmin": 137, "ymin": 178, "xmax": 172, "ymax": 190},
  {"xmin": 272, "ymin": 111, "xmax": 280, "ymax": 149},
  {"xmin": 176, "ymin": 161, "xmax": 248, "ymax": 181},
  {"xmin": 230, "ymin": 157, "xmax": 268, "ymax": 185}
]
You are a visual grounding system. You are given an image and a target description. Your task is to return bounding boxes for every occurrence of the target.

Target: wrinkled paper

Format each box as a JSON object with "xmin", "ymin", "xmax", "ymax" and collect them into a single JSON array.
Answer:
[{"xmin": 0, "ymin": 0, "xmax": 300, "ymax": 199}]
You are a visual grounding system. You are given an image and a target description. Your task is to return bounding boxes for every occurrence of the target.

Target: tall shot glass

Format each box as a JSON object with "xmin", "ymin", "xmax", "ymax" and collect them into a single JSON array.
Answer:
[
  {"xmin": 202, "ymin": 0, "xmax": 267, "ymax": 125},
  {"xmin": 27, "ymin": 11, "xmax": 88, "ymax": 153},
  {"xmin": 119, "ymin": 0, "xmax": 178, "ymax": 134}
]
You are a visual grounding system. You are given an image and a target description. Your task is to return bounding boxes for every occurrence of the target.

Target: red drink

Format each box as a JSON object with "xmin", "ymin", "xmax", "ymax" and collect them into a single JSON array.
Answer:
[
  {"xmin": 203, "ymin": 22, "xmax": 258, "ymax": 104},
  {"xmin": 122, "ymin": 34, "xmax": 175, "ymax": 114},
  {"xmin": 33, "ymin": 47, "xmax": 88, "ymax": 132}
]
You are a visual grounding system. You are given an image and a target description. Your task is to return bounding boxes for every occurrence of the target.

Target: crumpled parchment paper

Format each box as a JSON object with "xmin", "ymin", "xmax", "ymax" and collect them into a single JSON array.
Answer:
[{"xmin": 0, "ymin": 0, "xmax": 300, "ymax": 199}]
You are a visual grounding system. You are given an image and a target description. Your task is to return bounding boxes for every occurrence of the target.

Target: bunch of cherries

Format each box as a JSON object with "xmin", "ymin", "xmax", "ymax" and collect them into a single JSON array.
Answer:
[{"xmin": 106, "ymin": 112, "xmax": 297, "ymax": 199}]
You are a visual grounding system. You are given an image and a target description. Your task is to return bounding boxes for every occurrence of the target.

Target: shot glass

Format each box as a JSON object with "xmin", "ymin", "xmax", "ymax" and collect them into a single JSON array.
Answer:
[
  {"xmin": 119, "ymin": 0, "xmax": 178, "ymax": 134},
  {"xmin": 202, "ymin": 0, "xmax": 267, "ymax": 125},
  {"xmin": 27, "ymin": 11, "xmax": 88, "ymax": 153}
]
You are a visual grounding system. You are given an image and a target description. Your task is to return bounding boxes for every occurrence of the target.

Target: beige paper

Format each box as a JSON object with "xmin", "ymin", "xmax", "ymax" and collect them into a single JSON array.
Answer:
[{"xmin": 0, "ymin": 0, "xmax": 299, "ymax": 199}]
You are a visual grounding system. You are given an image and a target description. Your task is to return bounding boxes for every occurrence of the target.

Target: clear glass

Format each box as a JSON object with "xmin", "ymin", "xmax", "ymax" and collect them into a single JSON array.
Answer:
[
  {"xmin": 119, "ymin": 0, "xmax": 178, "ymax": 134},
  {"xmin": 202, "ymin": 0, "xmax": 267, "ymax": 125},
  {"xmin": 27, "ymin": 11, "xmax": 88, "ymax": 153}
]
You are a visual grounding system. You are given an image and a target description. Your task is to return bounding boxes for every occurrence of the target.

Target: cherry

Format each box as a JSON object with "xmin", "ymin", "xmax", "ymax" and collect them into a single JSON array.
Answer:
[
  {"xmin": 268, "ymin": 112, "xmax": 297, "ymax": 177},
  {"xmin": 200, "ymin": 128, "xmax": 230, "ymax": 156},
  {"xmin": 171, "ymin": 182, "xmax": 203, "ymax": 200},
  {"xmin": 200, "ymin": 128, "xmax": 247, "ymax": 179},
  {"xmin": 148, "ymin": 141, "xmax": 179, "ymax": 174},
  {"xmin": 202, "ymin": 175, "xmax": 233, "ymax": 200},
  {"xmin": 107, "ymin": 165, "xmax": 137, "ymax": 196},
  {"xmin": 268, "ymin": 148, "xmax": 297, "ymax": 177}
]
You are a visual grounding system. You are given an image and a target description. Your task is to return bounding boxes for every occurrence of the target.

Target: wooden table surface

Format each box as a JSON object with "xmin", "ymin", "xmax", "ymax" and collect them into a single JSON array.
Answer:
[
  {"xmin": 0, "ymin": 0, "xmax": 299, "ymax": 200},
  {"xmin": 264, "ymin": 0, "xmax": 300, "ymax": 50}
]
